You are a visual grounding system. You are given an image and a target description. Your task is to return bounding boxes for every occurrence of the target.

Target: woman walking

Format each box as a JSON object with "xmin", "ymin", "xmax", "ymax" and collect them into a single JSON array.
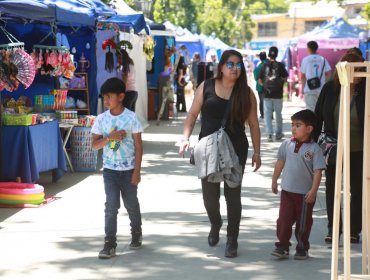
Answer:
[{"xmin": 179, "ymin": 50, "xmax": 261, "ymax": 258}]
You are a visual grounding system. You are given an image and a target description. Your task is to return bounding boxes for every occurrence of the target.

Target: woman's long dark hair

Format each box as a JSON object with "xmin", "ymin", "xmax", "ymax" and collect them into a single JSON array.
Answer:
[
  {"xmin": 118, "ymin": 48, "xmax": 134, "ymax": 74},
  {"xmin": 216, "ymin": 49, "xmax": 252, "ymax": 128}
]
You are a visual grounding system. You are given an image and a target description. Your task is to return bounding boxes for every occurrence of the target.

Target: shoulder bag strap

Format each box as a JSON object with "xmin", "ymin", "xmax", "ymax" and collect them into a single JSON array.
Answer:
[{"xmin": 319, "ymin": 59, "xmax": 326, "ymax": 80}]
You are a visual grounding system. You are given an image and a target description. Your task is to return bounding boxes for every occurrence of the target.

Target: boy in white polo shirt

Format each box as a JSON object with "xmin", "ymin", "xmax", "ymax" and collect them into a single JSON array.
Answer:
[{"xmin": 271, "ymin": 109, "xmax": 326, "ymax": 260}]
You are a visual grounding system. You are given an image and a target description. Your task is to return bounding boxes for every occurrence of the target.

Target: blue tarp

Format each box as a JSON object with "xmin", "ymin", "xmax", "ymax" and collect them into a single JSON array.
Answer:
[
  {"xmin": 99, "ymin": 14, "xmax": 147, "ymax": 34},
  {"xmin": 0, "ymin": 0, "xmax": 55, "ymax": 22},
  {"xmin": 0, "ymin": 0, "xmax": 116, "ymax": 26}
]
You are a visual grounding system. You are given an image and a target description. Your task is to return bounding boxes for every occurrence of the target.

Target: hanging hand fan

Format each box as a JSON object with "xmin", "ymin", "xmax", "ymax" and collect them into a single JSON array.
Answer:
[{"xmin": 12, "ymin": 48, "xmax": 36, "ymax": 89}]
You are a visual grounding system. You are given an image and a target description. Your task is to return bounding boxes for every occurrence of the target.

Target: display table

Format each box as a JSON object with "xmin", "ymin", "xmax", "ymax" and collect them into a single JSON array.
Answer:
[{"xmin": 1, "ymin": 120, "xmax": 67, "ymax": 183}]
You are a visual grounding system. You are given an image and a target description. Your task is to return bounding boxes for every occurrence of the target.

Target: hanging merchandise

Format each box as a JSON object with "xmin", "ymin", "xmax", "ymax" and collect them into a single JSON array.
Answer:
[
  {"xmin": 0, "ymin": 27, "xmax": 36, "ymax": 91},
  {"xmin": 143, "ymin": 35, "xmax": 155, "ymax": 62},
  {"xmin": 78, "ymin": 52, "xmax": 90, "ymax": 72},
  {"xmin": 117, "ymin": 40, "xmax": 133, "ymax": 51},
  {"xmin": 31, "ymin": 45, "xmax": 76, "ymax": 79},
  {"xmin": 0, "ymin": 51, "xmax": 20, "ymax": 92},
  {"xmin": 102, "ymin": 39, "xmax": 116, "ymax": 73},
  {"xmin": 12, "ymin": 49, "xmax": 36, "ymax": 89}
]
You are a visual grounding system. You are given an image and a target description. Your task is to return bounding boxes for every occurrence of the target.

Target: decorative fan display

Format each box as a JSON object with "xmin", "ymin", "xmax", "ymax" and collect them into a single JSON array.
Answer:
[
  {"xmin": 12, "ymin": 48, "xmax": 36, "ymax": 89},
  {"xmin": 102, "ymin": 39, "xmax": 117, "ymax": 50}
]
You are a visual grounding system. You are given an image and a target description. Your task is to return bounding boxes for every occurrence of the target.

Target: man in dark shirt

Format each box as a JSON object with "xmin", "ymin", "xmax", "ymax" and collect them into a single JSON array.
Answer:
[{"xmin": 258, "ymin": 46, "xmax": 288, "ymax": 142}]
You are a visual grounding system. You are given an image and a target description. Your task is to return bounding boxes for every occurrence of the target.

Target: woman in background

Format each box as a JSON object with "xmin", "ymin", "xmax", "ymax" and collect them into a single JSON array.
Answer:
[
  {"xmin": 118, "ymin": 49, "xmax": 137, "ymax": 112},
  {"xmin": 314, "ymin": 52, "xmax": 365, "ymax": 244},
  {"xmin": 175, "ymin": 56, "xmax": 188, "ymax": 112}
]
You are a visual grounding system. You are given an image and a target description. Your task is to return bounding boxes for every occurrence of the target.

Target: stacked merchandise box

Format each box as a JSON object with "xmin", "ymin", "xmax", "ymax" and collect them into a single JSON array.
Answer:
[{"xmin": 70, "ymin": 127, "xmax": 98, "ymax": 172}]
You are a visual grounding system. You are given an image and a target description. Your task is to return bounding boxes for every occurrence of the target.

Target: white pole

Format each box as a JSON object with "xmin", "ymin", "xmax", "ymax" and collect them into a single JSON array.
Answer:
[{"xmin": 362, "ymin": 64, "xmax": 370, "ymax": 274}]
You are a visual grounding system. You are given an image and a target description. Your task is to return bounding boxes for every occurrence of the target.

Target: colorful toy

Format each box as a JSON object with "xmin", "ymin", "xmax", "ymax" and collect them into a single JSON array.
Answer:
[{"xmin": 0, "ymin": 182, "xmax": 45, "ymax": 206}]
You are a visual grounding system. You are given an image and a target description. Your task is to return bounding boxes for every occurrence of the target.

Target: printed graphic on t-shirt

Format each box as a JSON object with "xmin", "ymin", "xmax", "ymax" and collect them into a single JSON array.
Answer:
[{"xmin": 91, "ymin": 109, "xmax": 143, "ymax": 170}]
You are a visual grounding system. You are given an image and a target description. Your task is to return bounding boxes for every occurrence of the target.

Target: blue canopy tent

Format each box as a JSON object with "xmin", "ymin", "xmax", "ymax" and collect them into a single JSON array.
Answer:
[
  {"xmin": 101, "ymin": 0, "xmax": 148, "ymax": 34},
  {"xmin": 0, "ymin": 0, "xmax": 55, "ymax": 22},
  {"xmin": 176, "ymin": 30, "xmax": 206, "ymax": 61},
  {"xmin": 0, "ymin": 0, "xmax": 116, "ymax": 26},
  {"xmin": 99, "ymin": 14, "xmax": 147, "ymax": 34}
]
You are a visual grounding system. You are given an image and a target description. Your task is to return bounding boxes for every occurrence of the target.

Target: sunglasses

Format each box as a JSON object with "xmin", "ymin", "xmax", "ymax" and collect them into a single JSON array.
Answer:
[{"xmin": 226, "ymin": 61, "xmax": 242, "ymax": 70}]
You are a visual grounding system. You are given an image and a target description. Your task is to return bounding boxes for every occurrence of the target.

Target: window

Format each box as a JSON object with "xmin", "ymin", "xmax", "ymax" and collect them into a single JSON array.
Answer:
[
  {"xmin": 305, "ymin": 21, "xmax": 325, "ymax": 32},
  {"xmin": 258, "ymin": 22, "xmax": 277, "ymax": 37},
  {"xmin": 355, "ymin": 8, "xmax": 362, "ymax": 14}
]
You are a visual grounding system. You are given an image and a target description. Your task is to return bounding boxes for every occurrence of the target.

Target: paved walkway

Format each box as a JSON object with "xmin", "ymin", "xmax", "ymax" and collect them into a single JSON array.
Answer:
[{"xmin": 0, "ymin": 98, "xmax": 364, "ymax": 280}]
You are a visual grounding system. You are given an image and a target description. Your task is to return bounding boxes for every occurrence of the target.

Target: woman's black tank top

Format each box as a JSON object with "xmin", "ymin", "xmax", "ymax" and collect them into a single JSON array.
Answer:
[{"xmin": 199, "ymin": 79, "xmax": 249, "ymax": 166}]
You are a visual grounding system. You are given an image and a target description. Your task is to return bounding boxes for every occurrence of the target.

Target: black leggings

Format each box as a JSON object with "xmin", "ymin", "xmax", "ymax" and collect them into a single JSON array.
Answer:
[
  {"xmin": 201, "ymin": 179, "xmax": 242, "ymax": 238},
  {"xmin": 325, "ymin": 151, "xmax": 363, "ymax": 235},
  {"xmin": 176, "ymin": 88, "xmax": 186, "ymax": 112}
]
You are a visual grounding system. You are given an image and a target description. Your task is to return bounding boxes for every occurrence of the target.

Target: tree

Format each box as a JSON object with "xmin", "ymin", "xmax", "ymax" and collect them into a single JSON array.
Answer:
[
  {"xmin": 153, "ymin": 0, "xmax": 197, "ymax": 28},
  {"xmin": 362, "ymin": 2, "xmax": 370, "ymax": 28}
]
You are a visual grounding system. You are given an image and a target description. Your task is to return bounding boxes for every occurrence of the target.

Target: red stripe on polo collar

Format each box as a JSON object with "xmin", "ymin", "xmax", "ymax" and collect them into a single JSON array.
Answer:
[{"xmin": 292, "ymin": 137, "xmax": 313, "ymax": 153}]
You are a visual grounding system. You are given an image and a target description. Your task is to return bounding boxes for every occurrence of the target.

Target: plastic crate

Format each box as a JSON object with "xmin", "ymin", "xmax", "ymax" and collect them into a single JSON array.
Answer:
[
  {"xmin": 2, "ymin": 114, "xmax": 33, "ymax": 126},
  {"xmin": 70, "ymin": 127, "xmax": 98, "ymax": 172}
]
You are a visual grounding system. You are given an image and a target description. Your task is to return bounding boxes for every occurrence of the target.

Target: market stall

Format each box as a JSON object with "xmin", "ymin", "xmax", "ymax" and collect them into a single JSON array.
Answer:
[{"xmin": 0, "ymin": 0, "xmax": 116, "ymax": 182}]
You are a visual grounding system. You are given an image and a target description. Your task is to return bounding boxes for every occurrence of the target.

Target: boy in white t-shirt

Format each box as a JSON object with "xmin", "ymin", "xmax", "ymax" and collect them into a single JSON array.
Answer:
[
  {"xmin": 271, "ymin": 109, "xmax": 326, "ymax": 260},
  {"xmin": 300, "ymin": 41, "xmax": 331, "ymax": 111},
  {"xmin": 91, "ymin": 77, "xmax": 143, "ymax": 259}
]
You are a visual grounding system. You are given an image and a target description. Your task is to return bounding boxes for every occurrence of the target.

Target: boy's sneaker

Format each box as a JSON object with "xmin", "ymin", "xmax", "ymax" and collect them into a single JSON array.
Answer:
[
  {"xmin": 268, "ymin": 135, "xmax": 273, "ymax": 142},
  {"xmin": 129, "ymin": 231, "xmax": 142, "ymax": 250},
  {"xmin": 276, "ymin": 133, "xmax": 285, "ymax": 140},
  {"xmin": 271, "ymin": 247, "xmax": 289, "ymax": 259},
  {"xmin": 294, "ymin": 249, "xmax": 308, "ymax": 260},
  {"xmin": 98, "ymin": 241, "xmax": 116, "ymax": 259}
]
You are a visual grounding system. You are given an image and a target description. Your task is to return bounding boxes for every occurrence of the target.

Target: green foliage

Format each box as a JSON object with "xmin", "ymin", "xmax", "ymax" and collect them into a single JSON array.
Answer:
[
  {"xmin": 151, "ymin": 0, "xmax": 291, "ymax": 48},
  {"xmin": 153, "ymin": 0, "xmax": 197, "ymax": 28},
  {"xmin": 362, "ymin": 3, "xmax": 370, "ymax": 27}
]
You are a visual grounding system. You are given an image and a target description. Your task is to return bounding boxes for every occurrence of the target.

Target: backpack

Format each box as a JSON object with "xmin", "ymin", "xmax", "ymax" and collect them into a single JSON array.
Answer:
[{"xmin": 263, "ymin": 61, "xmax": 284, "ymax": 94}]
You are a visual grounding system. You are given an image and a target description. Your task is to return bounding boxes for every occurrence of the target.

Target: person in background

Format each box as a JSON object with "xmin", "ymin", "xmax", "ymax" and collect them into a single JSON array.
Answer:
[
  {"xmin": 175, "ymin": 56, "xmax": 188, "ymax": 112},
  {"xmin": 346, "ymin": 47, "xmax": 363, "ymax": 58},
  {"xmin": 300, "ymin": 41, "xmax": 331, "ymax": 112},
  {"xmin": 271, "ymin": 109, "xmax": 326, "ymax": 260},
  {"xmin": 117, "ymin": 48, "xmax": 138, "ymax": 112},
  {"xmin": 314, "ymin": 52, "xmax": 365, "ymax": 244},
  {"xmin": 208, "ymin": 50, "xmax": 218, "ymax": 78},
  {"xmin": 179, "ymin": 49, "xmax": 261, "ymax": 258},
  {"xmin": 92, "ymin": 77, "xmax": 143, "ymax": 259},
  {"xmin": 258, "ymin": 46, "xmax": 288, "ymax": 142},
  {"xmin": 253, "ymin": 51, "xmax": 268, "ymax": 119},
  {"xmin": 191, "ymin": 52, "xmax": 201, "ymax": 89}
]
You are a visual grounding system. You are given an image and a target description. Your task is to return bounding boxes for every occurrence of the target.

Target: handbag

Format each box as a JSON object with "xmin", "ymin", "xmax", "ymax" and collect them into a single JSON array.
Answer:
[
  {"xmin": 307, "ymin": 60, "xmax": 325, "ymax": 90},
  {"xmin": 190, "ymin": 91, "xmax": 231, "ymax": 165},
  {"xmin": 189, "ymin": 147, "xmax": 195, "ymax": 165},
  {"xmin": 317, "ymin": 132, "xmax": 337, "ymax": 166}
]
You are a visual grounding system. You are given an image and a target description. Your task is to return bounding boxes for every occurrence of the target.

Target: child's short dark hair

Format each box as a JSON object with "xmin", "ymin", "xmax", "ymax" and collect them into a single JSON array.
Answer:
[
  {"xmin": 100, "ymin": 77, "xmax": 126, "ymax": 96},
  {"xmin": 291, "ymin": 109, "xmax": 317, "ymax": 128}
]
